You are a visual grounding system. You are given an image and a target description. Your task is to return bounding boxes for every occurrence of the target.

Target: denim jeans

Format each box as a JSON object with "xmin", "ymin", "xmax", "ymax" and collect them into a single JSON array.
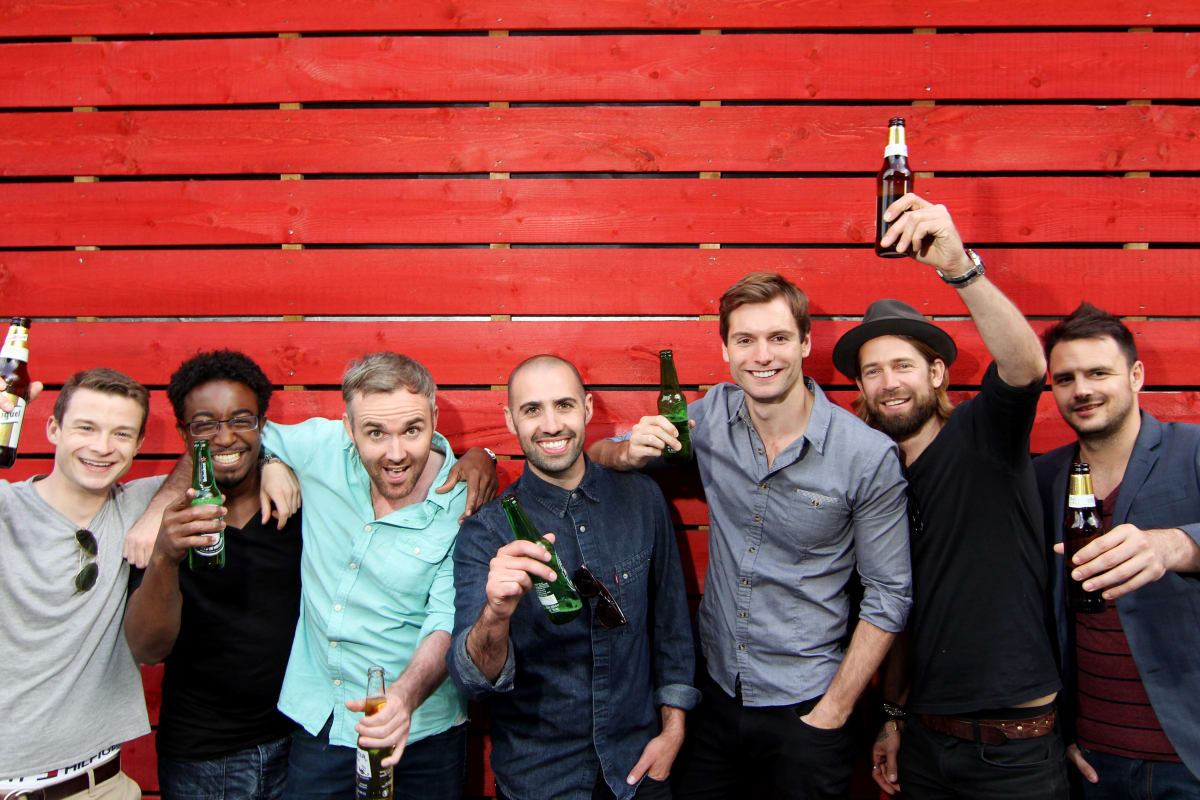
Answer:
[
  {"xmin": 281, "ymin": 715, "xmax": 465, "ymax": 800},
  {"xmin": 1078, "ymin": 748, "xmax": 1200, "ymax": 800},
  {"xmin": 898, "ymin": 715, "xmax": 1068, "ymax": 800},
  {"xmin": 158, "ymin": 736, "xmax": 291, "ymax": 800}
]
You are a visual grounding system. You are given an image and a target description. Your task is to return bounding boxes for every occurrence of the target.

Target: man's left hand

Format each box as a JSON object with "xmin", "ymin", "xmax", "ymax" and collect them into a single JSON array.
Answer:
[
  {"xmin": 625, "ymin": 725, "xmax": 684, "ymax": 784},
  {"xmin": 348, "ymin": 687, "xmax": 414, "ymax": 768},
  {"xmin": 437, "ymin": 446, "xmax": 499, "ymax": 522},
  {"xmin": 1055, "ymin": 523, "xmax": 1200, "ymax": 600}
]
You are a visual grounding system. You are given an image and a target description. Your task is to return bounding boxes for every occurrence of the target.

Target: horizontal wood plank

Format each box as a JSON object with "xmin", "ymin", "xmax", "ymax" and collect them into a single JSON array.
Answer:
[
  {"xmin": 1, "ymin": 177, "xmax": 1196, "ymax": 246},
  {"xmin": 5, "ymin": 247, "xmax": 1198, "ymax": 318},
  {"xmin": 16, "ymin": 319, "xmax": 1200, "ymax": 388},
  {"xmin": 1, "ymin": 33, "xmax": 1196, "ymax": 107},
  {"xmin": 5, "ymin": 0, "xmax": 1198, "ymax": 36},
  {"xmin": 6, "ymin": 104, "xmax": 1200, "ymax": 177}
]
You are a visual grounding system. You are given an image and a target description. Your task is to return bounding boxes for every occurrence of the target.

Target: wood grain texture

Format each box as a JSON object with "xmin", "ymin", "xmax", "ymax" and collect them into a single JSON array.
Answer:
[
  {"xmin": 4, "ymin": 0, "xmax": 1199, "ymax": 36},
  {"xmin": 2, "ymin": 33, "xmax": 1197, "ymax": 107},
  {"xmin": 6, "ymin": 104, "xmax": 1200, "ymax": 177},
  {"xmin": 6, "ymin": 247, "xmax": 1198, "ymax": 318},
  {"xmin": 2, "ymin": 177, "xmax": 1197, "ymax": 246}
]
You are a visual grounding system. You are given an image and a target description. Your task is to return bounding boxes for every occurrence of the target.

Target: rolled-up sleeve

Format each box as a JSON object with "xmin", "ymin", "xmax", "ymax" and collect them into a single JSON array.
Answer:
[
  {"xmin": 448, "ymin": 512, "xmax": 518, "ymax": 700},
  {"xmin": 852, "ymin": 447, "xmax": 913, "ymax": 634}
]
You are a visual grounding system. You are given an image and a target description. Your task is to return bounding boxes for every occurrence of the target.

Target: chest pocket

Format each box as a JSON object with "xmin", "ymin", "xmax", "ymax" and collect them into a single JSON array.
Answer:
[
  {"xmin": 609, "ymin": 547, "xmax": 652, "ymax": 633},
  {"xmin": 366, "ymin": 531, "xmax": 455, "ymax": 612},
  {"xmin": 791, "ymin": 489, "xmax": 851, "ymax": 554}
]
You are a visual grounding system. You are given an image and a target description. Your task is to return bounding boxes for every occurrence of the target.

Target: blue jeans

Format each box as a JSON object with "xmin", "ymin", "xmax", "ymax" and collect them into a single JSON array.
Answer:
[
  {"xmin": 1078, "ymin": 748, "xmax": 1200, "ymax": 800},
  {"xmin": 281, "ymin": 715, "xmax": 465, "ymax": 800},
  {"xmin": 158, "ymin": 735, "xmax": 291, "ymax": 800}
]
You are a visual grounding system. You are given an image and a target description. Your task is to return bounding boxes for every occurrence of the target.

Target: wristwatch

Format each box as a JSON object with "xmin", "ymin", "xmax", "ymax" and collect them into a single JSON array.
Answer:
[
  {"xmin": 483, "ymin": 447, "xmax": 498, "ymax": 463},
  {"xmin": 937, "ymin": 248, "xmax": 986, "ymax": 288}
]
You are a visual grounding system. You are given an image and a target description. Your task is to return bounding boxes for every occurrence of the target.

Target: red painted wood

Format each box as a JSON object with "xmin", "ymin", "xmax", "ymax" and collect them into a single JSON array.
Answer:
[
  {"xmin": 3, "ymin": 0, "xmax": 1197, "ymax": 36},
  {"xmin": 1, "ymin": 33, "xmax": 1196, "ymax": 108},
  {"xmin": 1, "ymin": 177, "xmax": 1196, "ymax": 246},
  {"xmin": 15, "ymin": 319, "xmax": 1200, "ymax": 388},
  {"xmin": 6, "ymin": 105, "xmax": 1199, "ymax": 177},
  {"xmin": 6, "ymin": 247, "xmax": 1198, "ymax": 318}
]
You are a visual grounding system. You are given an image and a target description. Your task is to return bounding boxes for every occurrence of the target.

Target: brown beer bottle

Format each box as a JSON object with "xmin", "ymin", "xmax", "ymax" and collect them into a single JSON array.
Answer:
[
  {"xmin": 355, "ymin": 665, "xmax": 394, "ymax": 800},
  {"xmin": 875, "ymin": 117, "xmax": 914, "ymax": 258},
  {"xmin": 0, "ymin": 317, "xmax": 32, "ymax": 468},
  {"xmin": 1065, "ymin": 462, "xmax": 1106, "ymax": 614}
]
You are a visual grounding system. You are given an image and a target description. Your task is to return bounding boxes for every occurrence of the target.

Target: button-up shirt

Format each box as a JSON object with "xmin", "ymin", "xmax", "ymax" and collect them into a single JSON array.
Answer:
[
  {"xmin": 449, "ymin": 459, "xmax": 700, "ymax": 800},
  {"xmin": 691, "ymin": 380, "xmax": 911, "ymax": 706},
  {"xmin": 263, "ymin": 419, "xmax": 467, "ymax": 748}
]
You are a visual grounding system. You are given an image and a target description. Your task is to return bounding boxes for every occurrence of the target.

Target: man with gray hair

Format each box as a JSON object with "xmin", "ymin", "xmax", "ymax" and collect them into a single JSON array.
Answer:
[{"xmin": 257, "ymin": 352, "xmax": 499, "ymax": 800}]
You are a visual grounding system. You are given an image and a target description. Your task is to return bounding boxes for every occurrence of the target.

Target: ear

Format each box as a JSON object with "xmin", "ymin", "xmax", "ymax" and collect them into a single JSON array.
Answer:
[
  {"xmin": 342, "ymin": 412, "xmax": 353, "ymax": 441},
  {"xmin": 134, "ymin": 432, "xmax": 146, "ymax": 456},
  {"xmin": 929, "ymin": 359, "xmax": 947, "ymax": 390},
  {"xmin": 721, "ymin": 338, "xmax": 730, "ymax": 364},
  {"xmin": 583, "ymin": 392, "xmax": 594, "ymax": 425},
  {"xmin": 431, "ymin": 404, "xmax": 439, "ymax": 430},
  {"xmin": 1130, "ymin": 360, "xmax": 1145, "ymax": 393},
  {"xmin": 800, "ymin": 333, "xmax": 812, "ymax": 358},
  {"xmin": 45, "ymin": 414, "xmax": 61, "ymax": 447},
  {"xmin": 855, "ymin": 377, "xmax": 865, "ymax": 393},
  {"xmin": 503, "ymin": 406, "xmax": 517, "ymax": 437},
  {"xmin": 176, "ymin": 423, "xmax": 189, "ymax": 448}
]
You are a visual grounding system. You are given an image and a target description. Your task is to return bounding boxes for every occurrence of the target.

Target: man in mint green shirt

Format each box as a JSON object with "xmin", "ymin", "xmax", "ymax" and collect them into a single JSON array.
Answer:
[{"xmin": 263, "ymin": 352, "xmax": 497, "ymax": 800}]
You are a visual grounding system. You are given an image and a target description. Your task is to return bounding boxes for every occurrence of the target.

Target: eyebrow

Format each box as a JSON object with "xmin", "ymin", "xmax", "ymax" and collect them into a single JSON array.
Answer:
[{"xmin": 190, "ymin": 408, "xmax": 256, "ymax": 420}]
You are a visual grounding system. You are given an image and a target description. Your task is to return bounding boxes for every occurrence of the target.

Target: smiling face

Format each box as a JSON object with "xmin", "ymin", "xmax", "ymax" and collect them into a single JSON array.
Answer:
[
  {"xmin": 179, "ymin": 379, "xmax": 262, "ymax": 492},
  {"xmin": 856, "ymin": 335, "xmax": 945, "ymax": 443},
  {"xmin": 505, "ymin": 360, "xmax": 593, "ymax": 490},
  {"xmin": 1048, "ymin": 335, "xmax": 1143, "ymax": 443},
  {"xmin": 344, "ymin": 388, "xmax": 438, "ymax": 506},
  {"xmin": 721, "ymin": 296, "xmax": 812, "ymax": 407},
  {"xmin": 47, "ymin": 387, "xmax": 145, "ymax": 497}
]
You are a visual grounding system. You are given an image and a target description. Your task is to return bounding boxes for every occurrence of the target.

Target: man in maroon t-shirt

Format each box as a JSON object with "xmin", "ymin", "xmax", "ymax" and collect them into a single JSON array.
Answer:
[{"xmin": 1036, "ymin": 303, "xmax": 1200, "ymax": 797}]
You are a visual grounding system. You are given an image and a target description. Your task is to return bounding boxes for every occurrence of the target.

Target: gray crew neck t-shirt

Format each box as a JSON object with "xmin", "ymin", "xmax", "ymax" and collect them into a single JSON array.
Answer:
[{"xmin": 0, "ymin": 475, "xmax": 163, "ymax": 778}]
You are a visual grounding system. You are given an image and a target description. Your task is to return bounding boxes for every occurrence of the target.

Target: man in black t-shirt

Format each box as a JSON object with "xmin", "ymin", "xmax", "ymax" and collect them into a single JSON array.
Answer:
[
  {"xmin": 832, "ymin": 195, "xmax": 1066, "ymax": 799},
  {"xmin": 126, "ymin": 351, "xmax": 303, "ymax": 800}
]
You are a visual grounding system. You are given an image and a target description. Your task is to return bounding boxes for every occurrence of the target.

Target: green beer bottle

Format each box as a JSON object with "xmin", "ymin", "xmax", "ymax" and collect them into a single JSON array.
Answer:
[
  {"xmin": 188, "ymin": 439, "xmax": 226, "ymax": 571},
  {"xmin": 501, "ymin": 495, "xmax": 582, "ymax": 624},
  {"xmin": 658, "ymin": 349, "xmax": 692, "ymax": 463},
  {"xmin": 355, "ymin": 665, "xmax": 394, "ymax": 800}
]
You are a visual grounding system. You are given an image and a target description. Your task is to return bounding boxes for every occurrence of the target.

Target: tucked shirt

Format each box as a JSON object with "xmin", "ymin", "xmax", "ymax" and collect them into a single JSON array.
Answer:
[
  {"xmin": 689, "ymin": 380, "xmax": 911, "ymax": 706},
  {"xmin": 0, "ymin": 476, "xmax": 158, "ymax": 778},
  {"xmin": 263, "ymin": 419, "xmax": 466, "ymax": 749},
  {"xmin": 448, "ymin": 460, "xmax": 700, "ymax": 800}
]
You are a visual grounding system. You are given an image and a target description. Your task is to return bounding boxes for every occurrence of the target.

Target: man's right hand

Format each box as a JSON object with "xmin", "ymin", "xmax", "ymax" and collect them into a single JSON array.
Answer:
[
  {"xmin": 622, "ymin": 415, "xmax": 690, "ymax": 469},
  {"xmin": 483, "ymin": 534, "xmax": 558, "ymax": 621},
  {"xmin": 153, "ymin": 489, "xmax": 226, "ymax": 566},
  {"xmin": 871, "ymin": 721, "xmax": 902, "ymax": 795},
  {"xmin": 0, "ymin": 376, "xmax": 43, "ymax": 410}
]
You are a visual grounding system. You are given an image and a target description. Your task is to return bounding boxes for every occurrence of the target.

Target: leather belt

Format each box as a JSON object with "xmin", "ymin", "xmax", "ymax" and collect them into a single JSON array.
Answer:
[
  {"xmin": 4, "ymin": 755, "xmax": 121, "ymax": 800},
  {"xmin": 919, "ymin": 708, "xmax": 1057, "ymax": 745}
]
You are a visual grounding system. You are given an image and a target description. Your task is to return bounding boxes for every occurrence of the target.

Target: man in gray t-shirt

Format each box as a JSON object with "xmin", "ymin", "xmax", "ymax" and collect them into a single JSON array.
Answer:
[{"xmin": 0, "ymin": 368, "xmax": 158, "ymax": 800}]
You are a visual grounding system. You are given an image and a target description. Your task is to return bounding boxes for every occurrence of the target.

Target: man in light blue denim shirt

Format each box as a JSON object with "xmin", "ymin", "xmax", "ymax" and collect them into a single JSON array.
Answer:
[
  {"xmin": 450, "ymin": 355, "xmax": 700, "ymax": 800},
  {"xmin": 590, "ymin": 274, "xmax": 912, "ymax": 799}
]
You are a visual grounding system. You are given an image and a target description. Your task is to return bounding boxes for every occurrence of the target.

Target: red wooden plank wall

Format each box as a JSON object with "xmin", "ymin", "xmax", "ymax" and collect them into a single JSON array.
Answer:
[{"xmin": 3, "ymin": 2, "xmax": 1199, "ymax": 797}]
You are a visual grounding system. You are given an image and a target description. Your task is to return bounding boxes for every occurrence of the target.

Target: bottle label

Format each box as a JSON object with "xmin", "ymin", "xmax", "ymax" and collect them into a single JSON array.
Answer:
[
  {"xmin": 534, "ymin": 583, "xmax": 559, "ymax": 609},
  {"xmin": 0, "ymin": 396, "xmax": 25, "ymax": 447},
  {"xmin": 1068, "ymin": 494, "xmax": 1097, "ymax": 509},
  {"xmin": 884, "ymin": 143, "xmax": 909, "ymax": 157},
  {"xmin": 193, "ymin": 533, "xmax": 224, "ymax": 557},
  {"xmin": 356, "ymin": 748, "xmax": 370, "ymax": 779}
]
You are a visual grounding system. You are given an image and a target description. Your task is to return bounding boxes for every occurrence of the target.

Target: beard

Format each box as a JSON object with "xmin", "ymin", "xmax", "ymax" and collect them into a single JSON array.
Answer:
[
  {"xmin": 866, "ymin": 389, "xmax": 939, "ymax": 443},
  {"xmin": 1067, "ymin": 392, "xmax": 1136, "ymax": 445},
  {"xmin": 521, "ymin": 432, "xmax": 585, "ymax": 478},
  {"xmin": 366, "ymin": 456, "xmax": 425, "ymax": 501}
]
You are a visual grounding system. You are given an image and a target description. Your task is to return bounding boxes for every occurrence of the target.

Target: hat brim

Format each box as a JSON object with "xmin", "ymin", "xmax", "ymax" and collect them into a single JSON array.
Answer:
[{"xmin": 832, "ymin": 317, "xmax": 957, "ymax": 381}]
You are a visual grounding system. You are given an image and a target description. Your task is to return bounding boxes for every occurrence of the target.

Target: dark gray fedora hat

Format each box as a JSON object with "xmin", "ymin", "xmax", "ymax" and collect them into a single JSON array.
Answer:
[{"xmin": 832, "ymin": 298, "xmax": 957, "ymax": 380}]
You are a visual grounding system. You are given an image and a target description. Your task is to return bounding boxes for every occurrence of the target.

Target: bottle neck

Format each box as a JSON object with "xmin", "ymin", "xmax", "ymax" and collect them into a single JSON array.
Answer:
[
  {"xmin": 1068, "ymin": 473, "xmax": 1096, "ymax": 507},
  {"xmin": 0, "ymin": 324, "xmax": 29, "ymax": 361},
  {"xmin": 659, "ymin": 357, "xmax": 681, "ymax": 389},
  {"xmin": 884, "ymin": 125, "xmax": 907, "ymax": 158}
]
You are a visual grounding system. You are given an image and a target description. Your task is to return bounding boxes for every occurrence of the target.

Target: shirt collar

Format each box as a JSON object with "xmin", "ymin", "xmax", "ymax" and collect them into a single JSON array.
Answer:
[
  {"xmin": 727, "ymin": 377, "xmax": 832, "ymax": 455},
  {"xmin": 517, "ymin": 455, "xmax": 602, "ymax": 518}
]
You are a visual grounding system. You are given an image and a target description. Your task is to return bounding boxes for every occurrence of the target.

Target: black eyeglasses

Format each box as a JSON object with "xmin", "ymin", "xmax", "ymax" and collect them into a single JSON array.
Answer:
[
  {"xmin": 573, "ymin": 564, "xmax": 627, "ymax": 629},
  {"xmin": 74, "ymin": 529, "xmax": 98, "ymax": 593},
  {"xmin": 905, "ymin": 485, "xmax": 925, "ymax": 538},
  {"xmin": 183, "ymin": 415, "xmax": 260, "ymax": 439}
]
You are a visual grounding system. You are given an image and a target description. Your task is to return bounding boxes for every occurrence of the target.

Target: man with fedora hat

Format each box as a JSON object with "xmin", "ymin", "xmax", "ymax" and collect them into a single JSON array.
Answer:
[{"xmin": 834, "ymin": 193, "xmax": 1066, "ymax": 799}]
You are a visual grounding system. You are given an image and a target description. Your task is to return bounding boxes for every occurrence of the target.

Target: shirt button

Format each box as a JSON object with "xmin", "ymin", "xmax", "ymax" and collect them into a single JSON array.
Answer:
[
  {"xmin": 364, "ymin": 525, "xmax": 372, "ymax": 532},
  {"xmin": 622, "ymin": 572, "xmax": 629, "ymax": 580},
  {"xmin": 738, "ymin": 643, "xmax": 746, "ymax": 651},
  {"xmin": 413, "ymin": 546, "xmax": 421, "ymax": 555},
  {"xmin": 333, "ymin": 679, "xmax": 341, "ymax": 687},
  {"xmin": 349, "ymin": 563, "xmax": 358, "ymax": 569},
  {"xmin": 739, "ymin": 610, "xmax": 747, "ymax": 618},
  {"xmin": 757, "ymin": 448, "xmax": 763, "ymax": 455},
  {"xmin": 334, "ymin": 604, "xmax": 342, "ymax": 612},
  {"xmin": 579, "ymin": 525, "xmax": 586, "ymax": 532},
  {"xmin": 330, "ymin": 641, "xmax": 338, "ymax": 648},
  {"xmin": 749, "ymin": 547, "xmax": 756, "ymax": 553},
  {"xmin": 741, "ymin": 577, "xmax": 749, "ymax": 585},
  {"xmin": 754, "ymin": 515, "xmax": 761, "ymax": 522},
  {"xmin": 759, "ymin": 483, "xmax": 767, "ymax": 491}
]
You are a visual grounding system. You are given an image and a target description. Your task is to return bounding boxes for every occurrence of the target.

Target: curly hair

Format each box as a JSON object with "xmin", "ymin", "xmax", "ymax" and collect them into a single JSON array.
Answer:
[{"xmin": 167, "ymin": 350, "xmax": 273, "ymax": 422}]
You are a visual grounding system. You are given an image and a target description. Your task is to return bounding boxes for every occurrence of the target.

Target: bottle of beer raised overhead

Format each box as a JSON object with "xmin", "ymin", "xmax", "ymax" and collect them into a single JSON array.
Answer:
[
  {"xmin": 188, "ymin": 439, "xmax": 226, "ymax": 571},
  {"xmin": 658, "ymin": 349, "xmax": 692, "ymax": 463},
  {"xmin": 501, "ymin": 494, "xmax": 582, "ymax": 624},
  {"xmin": 875, "ymin": 117, "xmax": 914, "ymax": 258},
  {"xmin": 0, "ymin": 318, "xmax": 31, "ymax": 469},
  {"xmin": 355, "ymin": 665, "xmax": 394, "ymax": 800},
  {"xmin": 1065, "ymin": 462, "xmax": 1106, "ymax": 614}
]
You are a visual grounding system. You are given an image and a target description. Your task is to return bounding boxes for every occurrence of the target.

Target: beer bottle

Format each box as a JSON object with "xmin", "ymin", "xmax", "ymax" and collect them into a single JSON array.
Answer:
[
  {"xmin": 658, "ymin": 349, "xmax": 692, "ymax": 463},
  {"xmin": 355, "ymin": 665, "xmax": 394, "ymax": 800},
  {"xmin": 875, "ymin": 117, "xmax": 914, "ymax": 258},
  {"xmin": 188, "ymin": 439, "xmax": 226, "ymax": 571},
  {"xmin": 0, "ymin": 318, "xmax": 31, "ymax": 469},
  {"xmin": 1065, "ymin": 462, "xmax": 1105, "ymax": 614},
  {"xmin": 500, "ymin": 494, "xmax": 582, "ymax": 624}
]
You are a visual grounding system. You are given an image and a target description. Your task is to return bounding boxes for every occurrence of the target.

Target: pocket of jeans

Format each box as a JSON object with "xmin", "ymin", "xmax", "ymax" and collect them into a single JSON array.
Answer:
[
  {"xmin": 791, "ymin": 706, "xmax": 849, "ymax": 738},
  {"xmin": 977, "ymin": 736, "xmax": 1056, "ymax": 769}
]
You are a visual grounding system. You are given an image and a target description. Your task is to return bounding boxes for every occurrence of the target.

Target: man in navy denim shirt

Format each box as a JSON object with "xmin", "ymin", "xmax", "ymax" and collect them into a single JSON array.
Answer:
[{"xmin": 449, "ymin": 355, "xmax": 700, "ymax": 800}]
